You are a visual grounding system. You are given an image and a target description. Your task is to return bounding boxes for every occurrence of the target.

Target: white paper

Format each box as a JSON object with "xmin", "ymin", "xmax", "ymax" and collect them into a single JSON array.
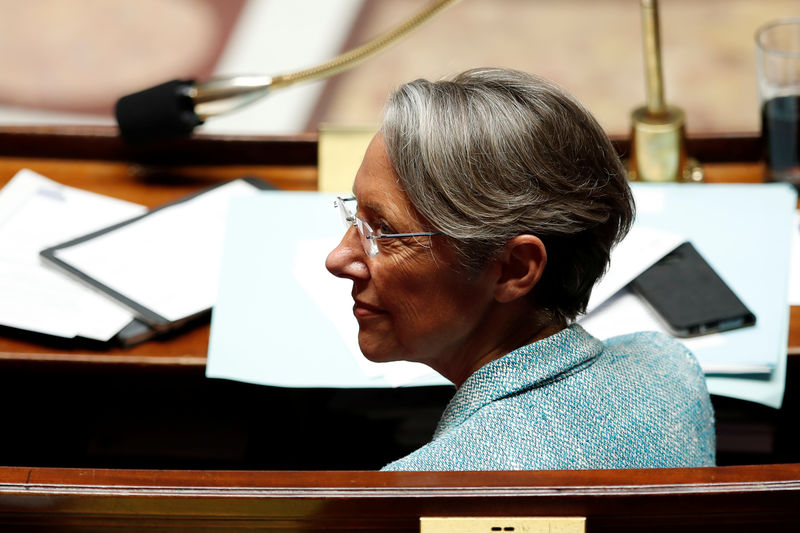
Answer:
[
  {"xmin": 52, "ymin": 179, "xmax": 263, "ymax": 323},
  {"xmin": 206, "ymin": 194, "xmax": 690, "ymax": 389},
  {"xmin": 0, "ymin": 169, "xmax": 145, "ymax": 340},
  {"xmin": 789, "ymin": 211, "xmax": 800, "ymax": 305},
  {"xmin": 587, "ymin": 226, "xmax": 684, "ymax": 312}
]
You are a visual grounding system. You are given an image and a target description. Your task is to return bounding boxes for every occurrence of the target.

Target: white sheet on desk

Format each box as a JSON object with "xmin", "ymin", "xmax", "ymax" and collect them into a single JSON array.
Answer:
[
  {"xmin": 581, "ymin": 289, "xmax": 771, "ymax": 375},
  {"xmin": 0, "ymin": 169, "xmax": 145, "ymax": 340},
  {"xmin": 52, "ymin": 180, "xmax": 262, "ymax": 324},
  {"xmin": 579, "ymin": 289, "xmax": 786, "ymax": 409},
  {"xmin": 789, "ymin": 211, "xmax": 800, "ymax": 305},
  {"xmin": 586, "ymin": 226, "xmax": 684, "ymax": 313}
]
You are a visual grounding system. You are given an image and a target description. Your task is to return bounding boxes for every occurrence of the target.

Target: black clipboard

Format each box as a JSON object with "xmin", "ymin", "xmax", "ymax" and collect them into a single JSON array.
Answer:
[{"xmin": 40, "ymin": 177, "xmax": 275, "ymax": 343}]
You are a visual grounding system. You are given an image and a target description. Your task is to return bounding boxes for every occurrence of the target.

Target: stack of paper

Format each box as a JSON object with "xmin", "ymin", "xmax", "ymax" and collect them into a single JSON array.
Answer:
[
  {"xmin": 0, "ymin": 169, "xmax": 145, "ymax": 341},
  {"xmin": 0, "ymin": 169, "xmax": 271, "ymax": 344},
  {"xmin": 41, "ymin": 178, "xmax": 270, "ymax": 330}
]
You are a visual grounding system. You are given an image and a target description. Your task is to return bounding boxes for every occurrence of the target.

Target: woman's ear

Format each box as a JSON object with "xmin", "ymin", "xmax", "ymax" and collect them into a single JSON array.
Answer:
[{"xmin": 494, "ymin": 235, "xmax": 547, "ymax": 303}]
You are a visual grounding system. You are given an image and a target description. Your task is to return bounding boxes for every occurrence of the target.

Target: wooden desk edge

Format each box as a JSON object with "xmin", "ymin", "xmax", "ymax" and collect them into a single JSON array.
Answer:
[
  {"xmin": 0, "ymin": 125, "xmax": 763, "ymax": 162},
  {"xmin": 0, "ymin": 465, "xmax": 799, "ymax": 530},
  {"xmin": 1, "ymin": 462, "xmax": 799, "ymax": 489}
]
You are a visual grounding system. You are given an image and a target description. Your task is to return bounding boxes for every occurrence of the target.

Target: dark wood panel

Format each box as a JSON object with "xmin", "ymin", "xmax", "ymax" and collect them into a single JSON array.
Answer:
[
  {"xmin": 611, "ymin": 132, "xmax": 763, "ymax": 164},
  {"xmin": 0, "ymin": 126, "xmax": 318, "ymax": 166},
  {"xmin": 0, "ymin": 126, "xmax": 762, "ymax": 166},
  {"xmin": 0, "ymin": 364, "xmax": 795, "ymax": 471}
]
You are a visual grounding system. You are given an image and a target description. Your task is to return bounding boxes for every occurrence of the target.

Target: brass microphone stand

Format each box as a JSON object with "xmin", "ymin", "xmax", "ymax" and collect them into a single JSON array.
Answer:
[{"xmin": 628, "ymin": 0, "xmax": 702, "ymax": 182}]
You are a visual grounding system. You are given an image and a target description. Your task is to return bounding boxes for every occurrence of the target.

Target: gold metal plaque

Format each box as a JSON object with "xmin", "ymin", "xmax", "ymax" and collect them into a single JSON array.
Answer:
[{"xmin": 419, "ymin": 516, "xmax": 585, "ymax": 533}]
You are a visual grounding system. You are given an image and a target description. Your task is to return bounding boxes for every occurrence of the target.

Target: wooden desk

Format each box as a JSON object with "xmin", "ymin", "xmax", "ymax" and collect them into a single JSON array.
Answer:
[
  {"xmin": 1, "ymin": 129, "xmax": 799, "ymax": 531},
  {"xmin": 0, "ymin": 128, "xmax": 797, "ymax": 368}
]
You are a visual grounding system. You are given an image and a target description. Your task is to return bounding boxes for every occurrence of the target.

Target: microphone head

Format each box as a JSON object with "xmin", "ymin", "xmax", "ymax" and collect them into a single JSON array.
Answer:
[{"xmin": 115, "ymin": 79, "xmax": 203, "ymax": 143}]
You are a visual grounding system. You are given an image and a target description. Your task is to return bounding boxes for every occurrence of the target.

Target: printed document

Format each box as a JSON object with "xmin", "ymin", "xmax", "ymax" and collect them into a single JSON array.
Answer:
[{"xmin": 0, "ymin": 169, "xmax": 144, "ymax": 340}]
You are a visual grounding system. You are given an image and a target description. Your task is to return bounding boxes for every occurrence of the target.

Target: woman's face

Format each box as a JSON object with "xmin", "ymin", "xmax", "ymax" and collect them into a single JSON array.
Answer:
[{"xmin": 325, "ymin": 134, "xmax": 497, "ymax": 377}]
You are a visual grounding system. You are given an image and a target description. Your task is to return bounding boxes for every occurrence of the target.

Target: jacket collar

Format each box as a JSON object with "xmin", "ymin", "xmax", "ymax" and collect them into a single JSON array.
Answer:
[{"xmin": 434, "ymin": 324, "xmax": 603, "ymax": 437}]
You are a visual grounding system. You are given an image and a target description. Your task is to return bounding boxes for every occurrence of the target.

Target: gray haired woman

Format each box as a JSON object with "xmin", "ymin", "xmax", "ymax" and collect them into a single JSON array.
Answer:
[{"xmin": 326, "ymin": 67, "xmax": 715, "ymax": 471}]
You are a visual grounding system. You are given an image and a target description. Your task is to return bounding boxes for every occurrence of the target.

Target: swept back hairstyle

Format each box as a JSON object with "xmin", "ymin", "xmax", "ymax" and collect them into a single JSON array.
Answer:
[{"xmin": 381, "ymin": 67, "xmax": 635, "ymax": 325}]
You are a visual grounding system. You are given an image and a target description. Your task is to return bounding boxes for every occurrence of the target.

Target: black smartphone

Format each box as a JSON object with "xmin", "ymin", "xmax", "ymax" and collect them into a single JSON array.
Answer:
[{"xmin": 630, "ymin": 242, "xmax": 756, "ymax": 337}]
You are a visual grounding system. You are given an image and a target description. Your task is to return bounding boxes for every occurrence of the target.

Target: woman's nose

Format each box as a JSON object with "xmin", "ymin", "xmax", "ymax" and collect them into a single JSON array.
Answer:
[{"xmin": 325, "ymin": 227, "xmax": 369, "ymax": 279}]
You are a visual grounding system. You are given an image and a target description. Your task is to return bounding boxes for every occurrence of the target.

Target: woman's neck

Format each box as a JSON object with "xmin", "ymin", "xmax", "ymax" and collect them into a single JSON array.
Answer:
[{"xmin": 435, "ymin": 305, "xmax": 564, "ymax": 388}]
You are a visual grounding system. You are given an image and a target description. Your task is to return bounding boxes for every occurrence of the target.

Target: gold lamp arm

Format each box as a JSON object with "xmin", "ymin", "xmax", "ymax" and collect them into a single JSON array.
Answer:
[
  {"xmin": 272, "ymin": 0, "xmax": 461, "ymax": 89},
  {"xmin": 116, "ymin": 0, "xmax": 462, "ymax": 142}
]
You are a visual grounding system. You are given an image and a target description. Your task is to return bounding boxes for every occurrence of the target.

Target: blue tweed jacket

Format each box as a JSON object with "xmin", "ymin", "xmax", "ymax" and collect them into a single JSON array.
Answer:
[{"xmin": 382, "ymin": 324, "xmax": 715, "ymax": 471}]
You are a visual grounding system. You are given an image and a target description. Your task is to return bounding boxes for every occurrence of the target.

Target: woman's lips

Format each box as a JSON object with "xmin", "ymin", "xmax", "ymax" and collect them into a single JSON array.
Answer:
[{"xmin": 353, "ymin": 299, "xmax": 386, "ymax": 319}]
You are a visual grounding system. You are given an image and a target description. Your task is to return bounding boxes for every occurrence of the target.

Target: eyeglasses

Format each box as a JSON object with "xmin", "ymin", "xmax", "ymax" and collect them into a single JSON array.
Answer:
[{"xmin": 334, "ymin": 196, "xmax": 442, "ymax": 257}]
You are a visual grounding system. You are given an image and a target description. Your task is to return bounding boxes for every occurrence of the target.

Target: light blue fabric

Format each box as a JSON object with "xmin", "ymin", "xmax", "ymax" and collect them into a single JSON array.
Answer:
[{"xmin": 382, "ymin": 324, "xmax": 716, "ymax": 471}]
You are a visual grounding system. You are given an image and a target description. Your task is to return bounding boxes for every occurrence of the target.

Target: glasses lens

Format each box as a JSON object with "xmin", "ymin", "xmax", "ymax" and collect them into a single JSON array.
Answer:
[
  {"xmin": 336, "ymin": 197, "xmax": 378, "ymax": 256},
  {"xmin": 355, "ymin": 217, "xmax": 379, "ymax": 257},
  {"xmin": 336, "ymin": 197, "xmax": 353, "ymax": 230}
]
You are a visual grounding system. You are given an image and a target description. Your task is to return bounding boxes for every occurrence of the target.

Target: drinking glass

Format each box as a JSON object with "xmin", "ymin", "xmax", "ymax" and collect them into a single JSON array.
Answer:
[{"xmin": 756, "ymin": 18, "xmax": 800, "ymax": 185}]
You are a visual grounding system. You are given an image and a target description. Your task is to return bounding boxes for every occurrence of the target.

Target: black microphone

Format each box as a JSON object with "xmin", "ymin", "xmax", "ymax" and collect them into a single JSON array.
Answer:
[
  {"xmin": 113, "ymin": 0, "xmax": 460, "ymax": 144},
  {"xmin": 115, "ymin": 79, "xmax": 203, "ymax": 143},
  {"xmin": 115, "ymin": 76, "xmax": 273, "ymax": 144}
]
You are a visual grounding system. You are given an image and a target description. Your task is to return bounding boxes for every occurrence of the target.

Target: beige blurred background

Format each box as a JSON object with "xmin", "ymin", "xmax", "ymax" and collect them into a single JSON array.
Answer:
[
  {"xmin": 0, "ymin": 0, "xmax": 798, "ymax": 136},
  {"xmin": 315, "ymin": 0, "xmax": 800, "ymax": 136}
]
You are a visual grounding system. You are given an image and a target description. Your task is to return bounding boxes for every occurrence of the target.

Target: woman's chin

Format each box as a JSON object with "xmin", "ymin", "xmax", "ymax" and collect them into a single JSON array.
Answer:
[
  {"xmin": 358, "ymin": 346, "xmax": 399, "ymax": 364},
  {"xmin": 357, "ymin": 334, "xmax": 403, "ymax": 364}
]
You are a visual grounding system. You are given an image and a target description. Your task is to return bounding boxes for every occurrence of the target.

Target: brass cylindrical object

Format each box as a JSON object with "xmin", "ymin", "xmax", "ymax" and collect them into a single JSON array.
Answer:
[
  {"xmin": 641, "ymin": 0, "xmax": 666, "ymax": 114},
  {"xmin": 629, "ymin": 105, "xmax": 688, "ymax": 182},
  {"xmin": 628, "ymin": 0, "xmax": 701, "ymax": 182}
]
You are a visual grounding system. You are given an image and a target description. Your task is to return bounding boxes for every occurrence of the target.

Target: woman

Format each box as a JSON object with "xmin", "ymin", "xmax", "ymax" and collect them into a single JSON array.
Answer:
[{"xmin": 326, "ymin": 68, "xmax": 715, "ymax": 471}]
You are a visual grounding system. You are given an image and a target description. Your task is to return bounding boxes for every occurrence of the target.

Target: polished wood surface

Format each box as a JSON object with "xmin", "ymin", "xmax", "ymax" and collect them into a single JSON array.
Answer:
[{"xmin": 0, "ymin": 464, "xmax": 799, "ymax": 531}]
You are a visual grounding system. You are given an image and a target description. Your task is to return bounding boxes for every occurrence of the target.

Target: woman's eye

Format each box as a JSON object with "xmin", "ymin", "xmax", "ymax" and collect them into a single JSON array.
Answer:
[{"xmin": 378, "ymin": 220, "xmax": 395, "ymax": 235}]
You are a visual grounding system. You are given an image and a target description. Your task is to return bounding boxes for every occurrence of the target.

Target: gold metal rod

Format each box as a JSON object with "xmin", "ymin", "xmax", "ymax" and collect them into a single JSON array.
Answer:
[
  {"xmin": 271, "ymin": 0, "xmax": 462, "ymax": 90},
  {"xmin": 641, "ymin": 0, "xmax": 666, "ymax": 114}
]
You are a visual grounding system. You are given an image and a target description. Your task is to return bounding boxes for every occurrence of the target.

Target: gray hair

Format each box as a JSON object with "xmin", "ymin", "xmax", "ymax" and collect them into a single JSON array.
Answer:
[{"xmin": 381, "ymin": 67, "xmax": 634, "ymax": 325}]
